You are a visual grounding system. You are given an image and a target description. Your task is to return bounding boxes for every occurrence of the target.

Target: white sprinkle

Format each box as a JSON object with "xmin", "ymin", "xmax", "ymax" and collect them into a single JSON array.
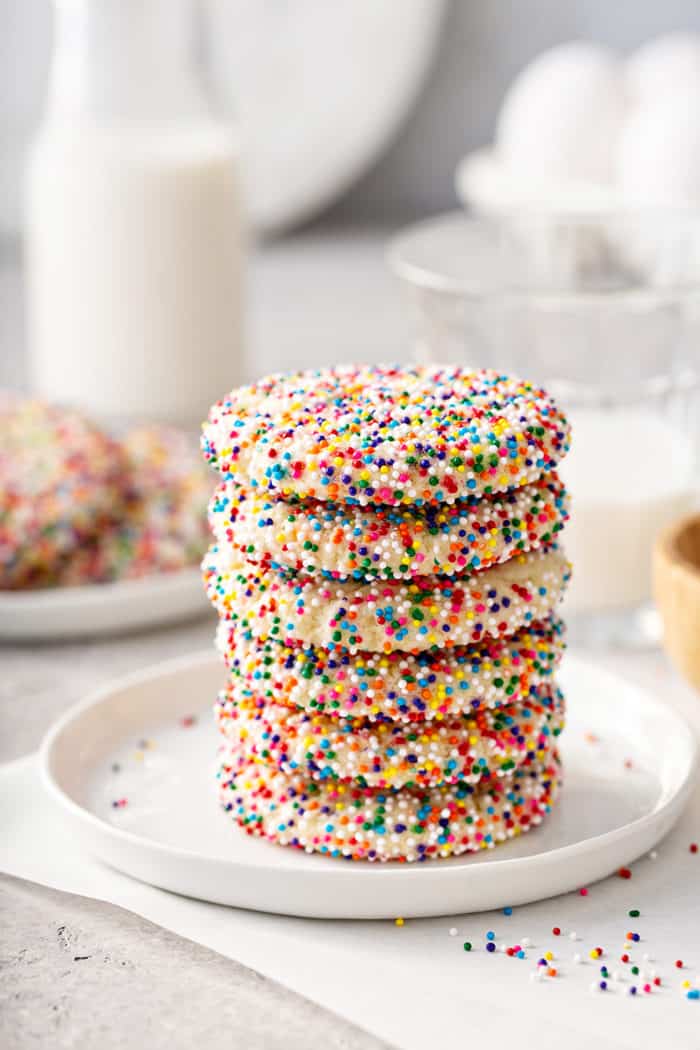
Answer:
[
  {"xmin": 612, "ymin": 971, "xmax": 620, "ymax": 982},
  {"xmin": 449, "ymin": 928, "xmax": 458, "ymax": 937},
  {"xmin": 642, "ymin": 952, "xmax": 651, "ymax": 962},
  {"xmin": 521, "ymin": 936, "xmax": 531, "ymax": 948},
  {"xmin": 499, "ymin": 943, "xmax": 507, "ymax": 954},
  {"xmin": 569, "ymin": 931, "xmax": 578, "ymax": 941},
  {"xmin": 650, "ymin": 850, "xmax": 658, "ymax": 860},
  {"xmin": 591, "ymin": 980, "xmax": 601, "ymax": 993},
  {"xmin": 530, "ymin": 970, "xmax": 541, "ymax": 983},
  {"xmin": 573, "ymin": 953, "xmax": 582, "ymax": 965}
]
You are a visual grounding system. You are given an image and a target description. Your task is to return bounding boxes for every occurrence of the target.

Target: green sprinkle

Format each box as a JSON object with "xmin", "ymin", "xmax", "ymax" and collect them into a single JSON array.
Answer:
[
  {"xmin": 628, "ymin": 909, "xmax": 640, "ymax": 917},
  {"xmin": 463, "ymin": 942, "xmax": 472, "ymax": 952}
]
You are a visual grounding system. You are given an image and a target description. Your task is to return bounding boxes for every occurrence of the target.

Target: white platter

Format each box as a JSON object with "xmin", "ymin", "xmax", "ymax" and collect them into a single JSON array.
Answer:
[
  {"xmin": 0, "ymin": 569, "xmax": 209, "ymax": 641},
  {"xmin": 204, "ymin": 0, "xmax": 446, "ymax": 233},
  {"xmin": 41, "ymin": 651, "xmax": 696, "ymax": 919}
]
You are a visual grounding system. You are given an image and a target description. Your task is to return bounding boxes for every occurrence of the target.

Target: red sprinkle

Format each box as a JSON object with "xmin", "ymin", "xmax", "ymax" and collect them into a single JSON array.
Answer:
[
  {"xmin": 618, "ymin": 867, "xmax": 632, "ymax": 879},
  {"xmin": 653, "ymin": 977, "xmax": 661, "ymax": 987},
  {"xmin": 579, "ymin": 888, "xmax": 589, "ymax": 897},
  {"xmin": 621, "ymin": 954, "xmax": 630, "ymax": 963},
  {"xmin": 552, "ymin": 926, "xmax": 561, "ymax": 936},
  {"xmin": 676, "ymin": 960, "xmax": 684, "ymax": 969},
  {"xmin": 180, "ymin": 715, "xmax": 197, "ymax": 728},
  {"xmin": 691, "ymin": 843, "xmax": 698, "ymax": 854}
]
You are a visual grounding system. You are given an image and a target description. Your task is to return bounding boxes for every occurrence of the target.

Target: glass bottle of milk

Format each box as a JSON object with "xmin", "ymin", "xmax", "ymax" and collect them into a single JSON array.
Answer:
[{"xmin": 25, "ymin": 0, "xmax": 245, "ymax": 427}]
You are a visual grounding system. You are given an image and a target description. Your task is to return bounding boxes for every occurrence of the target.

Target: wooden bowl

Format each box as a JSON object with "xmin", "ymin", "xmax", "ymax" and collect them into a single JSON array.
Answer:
[{"xmin": 654, "ymin": 513, "xmax": 700, "ymax": 691}]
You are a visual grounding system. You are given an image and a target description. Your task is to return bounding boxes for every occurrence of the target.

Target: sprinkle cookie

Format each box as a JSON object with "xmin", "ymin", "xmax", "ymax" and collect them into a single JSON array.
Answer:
[
  {"xmin": 216, "ymin": 616, "xmax": 565, "ymax": 722},
  {"xmin": 217, "ymin": 744, "xmax": 562, "ymax": 862},
  {"xmin": 202, "ymin": 365, "xmax": 571, "ymax": 506},
  {"xmin": 203, "ymin": 544, "xmax": 570, "ymax": 653},
  {"xmin": 59, "ymin": 424, "xmax": 213, "ymax": 584},
  {"xmin": 0, "ymin": 394, "xmax": 124, "ymax": 589},
  {"xmin": 215, "ymin": 683, "xmax": 564, "ymax": 790},
  {"xmin": 208, "ymin": 471, "xmax": 569, "ymax": 581}
]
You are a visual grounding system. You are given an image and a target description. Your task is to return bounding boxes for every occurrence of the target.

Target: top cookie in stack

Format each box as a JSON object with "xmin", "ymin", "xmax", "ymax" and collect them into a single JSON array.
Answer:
[
  {"xmin": 202, "ymin": 365, "xmax": 572, "ymax": 862},
  {"xmin": 202, "ymin": 364, "xmax": 569, "ymax": 506}
]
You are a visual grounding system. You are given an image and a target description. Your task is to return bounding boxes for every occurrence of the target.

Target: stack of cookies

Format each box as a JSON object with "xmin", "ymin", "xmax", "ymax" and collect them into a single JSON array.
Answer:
[{"xmin": 202, "ymin": 365, "xmax": 572, "ymax": 863}]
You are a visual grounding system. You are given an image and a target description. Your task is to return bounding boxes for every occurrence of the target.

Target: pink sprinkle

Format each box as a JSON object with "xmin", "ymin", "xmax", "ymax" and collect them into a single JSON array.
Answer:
[{"xmin": 579, "ymin": 888, "xmax": 588, "ymax": 896}]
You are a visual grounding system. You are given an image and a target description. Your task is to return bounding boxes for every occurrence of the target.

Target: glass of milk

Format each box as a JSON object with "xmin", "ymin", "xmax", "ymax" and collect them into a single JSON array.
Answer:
[
  {"xmin": 389, "ymin": 210, "xmax": 700, "ymax": 645},
  {"xmin": 25, "ymin": 0, "xmax": 245, "ymax": 429}
]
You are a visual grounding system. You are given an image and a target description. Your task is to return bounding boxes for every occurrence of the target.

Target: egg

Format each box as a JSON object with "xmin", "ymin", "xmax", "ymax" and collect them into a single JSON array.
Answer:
[
  {"xmin": 496, "ymin": 42, "xmax": 625, "ymax": 184},
  {"xmin": 626, "ymin": 33, "xmax": 700, "ymax": 105},
  {"xmin": 615, "ymin": 96, "xmax": 700, "ymax": 204}
]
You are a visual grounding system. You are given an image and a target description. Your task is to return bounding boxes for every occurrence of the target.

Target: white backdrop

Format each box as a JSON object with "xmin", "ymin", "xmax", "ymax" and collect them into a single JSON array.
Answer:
[{"xmin": 4, "ymin": 0, "xmax": 700, "ymax": 235}]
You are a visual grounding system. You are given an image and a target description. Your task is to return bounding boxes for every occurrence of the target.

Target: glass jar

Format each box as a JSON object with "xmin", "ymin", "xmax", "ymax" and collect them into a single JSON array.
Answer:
[
  {"xmin": 26, "ymin": 0, "xmax": 245, "ymax": 428},
  {"xmin": 388, "ymin": 210, "xmax": 700, "ymax": 646}
]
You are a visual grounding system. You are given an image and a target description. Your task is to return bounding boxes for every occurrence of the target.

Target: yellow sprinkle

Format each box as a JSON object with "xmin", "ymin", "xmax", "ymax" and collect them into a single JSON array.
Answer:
[{"xmin": 395, "ymin": 917, "xmax": 404, "ymax": 927}]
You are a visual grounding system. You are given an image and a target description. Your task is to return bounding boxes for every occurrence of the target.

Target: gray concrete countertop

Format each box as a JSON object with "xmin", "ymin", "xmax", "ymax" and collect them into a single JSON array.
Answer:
[{"xmin": 0, "ymin": 229, "xmax": 401, "ymax": 1050}]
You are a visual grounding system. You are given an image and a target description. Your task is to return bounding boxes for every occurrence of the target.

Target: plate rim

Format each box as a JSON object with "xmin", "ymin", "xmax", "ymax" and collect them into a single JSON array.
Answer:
[
  {"xmin": 0, "ymin": 566, "xmax": 203, "ymax": 612},
  {"xmin": 40, "ymin": 650, "xmax": 698, "ymax": 883},
  {"xmin": 0, "ymin": 567, "xmax": 208, "ymax": 641}
]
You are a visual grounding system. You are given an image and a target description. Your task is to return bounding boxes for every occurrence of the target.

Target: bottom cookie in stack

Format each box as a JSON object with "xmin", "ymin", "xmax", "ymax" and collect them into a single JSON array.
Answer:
[{"xmin": 217, "ymin": 742, "xmax": 562, "ymax": 863}]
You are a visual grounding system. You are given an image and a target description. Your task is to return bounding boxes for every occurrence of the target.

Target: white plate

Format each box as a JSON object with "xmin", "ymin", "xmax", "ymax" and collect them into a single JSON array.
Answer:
[
  {"xmin": 40, "ymin": 652, "xmax": 696, "ymax": 919},
  {"xmin": 204, "ymin": 0, "xmax": 446, "ymax": 233},
  {"xmin": 0, "ymin": 569, "xmax": 209, "ymax": 641}
]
